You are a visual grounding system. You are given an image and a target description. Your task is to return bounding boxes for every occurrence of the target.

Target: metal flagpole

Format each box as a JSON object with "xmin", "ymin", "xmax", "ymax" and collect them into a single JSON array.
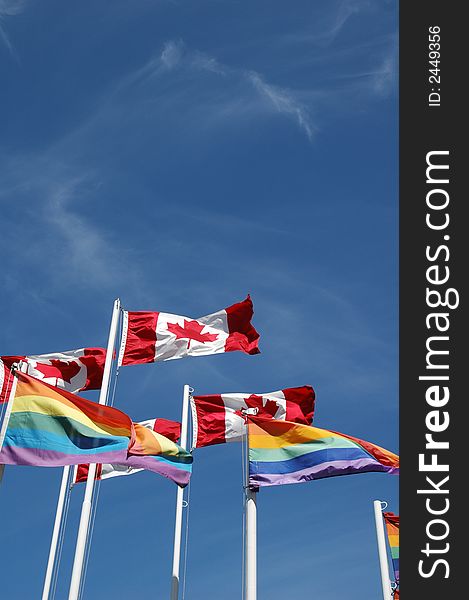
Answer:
[
  {"xmin": 68, "ymin": 299, "xmax": 121, "ymax": 600},
  {"xmin": 243, "ymin": 412, "xmax": 257, "ymax": 600},
  {"xmin": 0, "ymin": 362, "xmax": 26, "ymax": 485},
  {"xmin": 0, "ymin": 379, "xmax": 16, "ymax": 453},
  {"xmin": 0, "ymin": 361, "xmax": 23, "ymax": 453},
  {"xmin": 170, "ymin": 384, "xmax": 191, "ymax": 600},
  {"xmin": 373, "ymin": 500, "xmax": 393, "ymax": 600},
  {"xmin": 244, "ymin": 486, "xmax": 257, "ymax": 600},
  {"xmin": 42, "ymin": 466, "xmax": 71, "ymax": 600}
]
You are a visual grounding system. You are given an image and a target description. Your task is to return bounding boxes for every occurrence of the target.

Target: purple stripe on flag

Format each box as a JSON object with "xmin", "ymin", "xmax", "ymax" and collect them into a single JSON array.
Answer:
[
  {"xmin": 250, "ymin": 457, "xmax": 398, "ymax": 487},
  {"xmin": 0, "ymin": 445, "xmax": 128, "ymax": 467},
  {"xmin": 122, "ymin": 455, "xmax": 191, "ymax": 487}
]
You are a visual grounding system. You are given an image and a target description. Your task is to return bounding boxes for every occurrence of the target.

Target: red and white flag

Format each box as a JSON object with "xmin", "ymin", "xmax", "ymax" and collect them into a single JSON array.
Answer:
[
  {"xmin": 118, "ymin": 295, "xmax": 260, "ymax": 366},
  {"xmin": 0, "ymin": 359, "xmax": 15, "ymax": 405},
  {"xmin": 74, "ymin": 418, "xmax": 181, "ymax": 483},
  {"xmin": 191, "ymin": 386, "xmax": 315, "ymax": 448},
  {"xmin": 0, "ymin": 348, "xmax": 106, "ymax": 396}
]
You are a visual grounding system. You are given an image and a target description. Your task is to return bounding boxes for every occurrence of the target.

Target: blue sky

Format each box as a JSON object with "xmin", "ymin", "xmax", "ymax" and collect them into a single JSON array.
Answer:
[{"xmin": 1, "ymin": 1, "xmax": 398, "ymax": 598}]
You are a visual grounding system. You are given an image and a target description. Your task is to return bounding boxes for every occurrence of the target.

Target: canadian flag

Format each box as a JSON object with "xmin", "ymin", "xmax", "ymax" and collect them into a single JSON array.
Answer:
[
  {"xmin": 191, "ymin": 386, "xmax": 315, "ymax": 448},
  {"xmin": 0, "ymin": 348, "xmax": 106, "ymax": 397},
  {"xmin": 118, "ymin": 295, "xmax": 260, "ymax": 366},
  {"xmin": 74, "ymin": 418, "xmax": 181, "ymax": 483}
]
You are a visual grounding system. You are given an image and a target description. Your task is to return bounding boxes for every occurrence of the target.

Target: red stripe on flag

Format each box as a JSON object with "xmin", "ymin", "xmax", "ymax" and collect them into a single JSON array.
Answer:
[
  {"xmin": 283, "ymin": 386, "xmax": 315, "ymax": 424},
  {"xmin": 80, "ymin": 348, "xmax": 107, "ymax": 390},
  {"xmin": 225, "ymin": 295, "xmax": 260, "ymax": 355},
  {"xmin": 121, "ymin": 312, "xmax": 158, "ymax": 366},
  {"xmin": 192, "ymin": 395, "xmax": 227, "ymax": 447},
  {"xmin": 332, "ymin": 429, "xmax": 400, "ymax": 469},
  {"xmin": 0, "ymin": 356, "xmax": 24, "ymax": 371},
  {"xmin": 153, "ymin": 418, "xmax": 181, "ymax": 443},
  {"xmin": 384, "ymin": 512, "xmax": 400, "ymax": 528},
  {"xmin": 75, "ymin": 463, "xmax": 102, "ymax": 484},
  {"xmin": 0, "ymin": 360, "xmax": 17, "ymax": 405}
]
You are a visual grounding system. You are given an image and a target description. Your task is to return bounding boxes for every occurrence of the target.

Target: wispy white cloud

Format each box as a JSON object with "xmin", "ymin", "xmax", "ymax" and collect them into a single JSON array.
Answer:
[
  {"xmin": 160, "ymin": 39, "xmax": 185, "ymax": 70},
  {"xmin": 317, "ymin": 0, "xmax": 362, "ymax": 45},
  {"xmin": 0, "ymin": 160, "xmax": 147, "ymax": 296},
  {"xmin": 101, "ymin": 39, "xmax": 317, "ymax": 142},
  {"xmin": 336, "ymin": 46, "xmax": 397, "ymax": 98},
  {"xmin": 191, "ymin": 50, "xmax": 226, "ymax": 75},
  {"xmin": 0, "ymin": 0, "xmax": 25, "ymax": 15},
  {"xmin": 281, "ymin": 0, "xmax": 363, "ymax": 47},
  {"xmin": 159, "ymin": 40, "xmax": 226, "ymax": 75},
  {"xmin": 148, "ymin": 35, "xmax": 394, "ymax": 140},
  {"xmin": 112, "ymin": 39, "xmax": 226, "ymax": 95},
  {"xmin": 129, "ymin": 39, "xmax": 317, "ymax": 141},
  {"xmin": 126, "ymin": 39, "xmax": 227, "ymax": 83},
  {"xmin": 371, "ymin": 51, "xmax": 397, "ymax": 97},
  {"xmin": 273, "ymin": 0, "xmax": 397, "ymax": 103},
  {"xmin": 246, "ymin": 71, "xmax": 315, "ymax": 140},
  {"xmin": 1, "ymin": 27, "xmax": 391, "ymax": 157},
  {"xmin": 45, "ymin": 177, "xmax": 123, "ymax": 287},
  {"xmin": 0, "ymin": 0, "xmax": 26, "ymax": 59},
  {"xmin": 0, "ymin": 24, "xmax": 393, "ymax": 301}
]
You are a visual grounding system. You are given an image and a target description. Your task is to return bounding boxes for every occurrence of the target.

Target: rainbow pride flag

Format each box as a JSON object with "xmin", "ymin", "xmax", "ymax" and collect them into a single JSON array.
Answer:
[
  {"xmin": 0, "ymin": 371, "xmax": 134, "ymax": 467},
  {"xmin": 113, "ymin": 422, "xmax": 192, "ymax": 487},
  {"xmin": 248, "ymin": 418, "xmax": 399, "ymax": 488},
  {"xmin": 75, "ymin": 419, "xmax": 192, "ymax": 487},
  {"xmin": 384, "ymin": 512, "xmax": 399, "ymax": 584}
]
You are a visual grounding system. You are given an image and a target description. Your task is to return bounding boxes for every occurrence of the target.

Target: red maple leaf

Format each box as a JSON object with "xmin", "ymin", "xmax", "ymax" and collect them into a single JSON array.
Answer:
[
  {"xmin": 34, "ymin": 359, "xmax": 81, "ymax": 384},
  {"xmin": 167, "ymin": 319, "xmax": 219, "ymax": 349},
  {"xmin": 235, "ymin": 395, "xmax": 279, "ymax": 423}
]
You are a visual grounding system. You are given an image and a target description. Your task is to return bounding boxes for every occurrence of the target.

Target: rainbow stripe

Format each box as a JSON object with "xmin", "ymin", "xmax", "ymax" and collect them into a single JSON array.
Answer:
[
  {"xmin": 384, "ymin": 512, "xmax": 399, "ymax": 583},
  {"xmin": 0, "ymin": 372, "xmax": 133, "ymax": 467},
  {"xmin": 248, "ymin": 418, "xmax": 399, "ymax": 488}
]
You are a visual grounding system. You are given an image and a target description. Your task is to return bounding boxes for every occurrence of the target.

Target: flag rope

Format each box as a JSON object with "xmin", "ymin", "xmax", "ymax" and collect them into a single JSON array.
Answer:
[{"xmin": 107, "ymin": 366, "xmax": 120, "ymax": 408}]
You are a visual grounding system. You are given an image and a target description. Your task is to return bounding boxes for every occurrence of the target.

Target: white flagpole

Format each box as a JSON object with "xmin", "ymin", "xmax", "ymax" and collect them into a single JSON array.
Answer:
[
  {"xmin": 0, "ymin": 362, "xmax": 25, "ymax": 485},
  {"xmin": 0, "ymin": 361, "xmax": 22, "ymax": 453},
  {"xmin": 42, "ymin": 466, "xmax": 71, "ymax": 600},
  {"xmin": 373, "ymin": 500, "xmax": 393, "ymax": 600},
  {"xmin": 243, "ymin": 415, "xmax": 257, "ymax": 600},
  {"xmin": 244, "ymin": 487, "xmax": 257, "ymax": 600},
  {"xmin": 170, "ymin": 384, "xmax": 191, "ymax": 600},
  {"xmin": 0, "ymin": 378, "xmax": 17, "ymax": 453},
  {"xmin": 68, "ymin": 298, "xmax": 121, "ymax": 600}
]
